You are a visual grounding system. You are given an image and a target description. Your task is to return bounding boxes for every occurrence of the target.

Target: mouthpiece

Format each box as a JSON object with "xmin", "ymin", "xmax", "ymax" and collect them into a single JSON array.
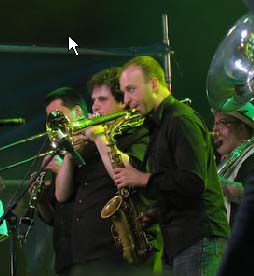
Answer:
[{"xmin": 210, "ymin": 131, "xmax": 219, "ymax": 139}]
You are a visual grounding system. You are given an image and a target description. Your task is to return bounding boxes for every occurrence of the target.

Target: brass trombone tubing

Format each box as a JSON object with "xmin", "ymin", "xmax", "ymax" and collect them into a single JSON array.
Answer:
[
  {"xmin": 0, "ymin": 110, "xmax": 143, "ymax": 173},
  {"xmin": 0, "ymin": 132, "xmax": 48, "ymax": 152},
  {"xmin": 1, "ymin": 104, "xmax": 191, "ymax": 154},
  {"xmin": 0, "ymin": 110, "xmax": 131, "ymax": 153}
]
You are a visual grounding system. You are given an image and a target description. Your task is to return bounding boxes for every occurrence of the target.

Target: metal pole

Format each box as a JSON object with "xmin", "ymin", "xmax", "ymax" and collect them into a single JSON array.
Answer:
[
  {"xmin": 162, "ymin": 14, "xmax": 172, "ymax": 91},
  {"xmin": 0, "ymin": 44, "xmax": 168, "ymax": 57}
]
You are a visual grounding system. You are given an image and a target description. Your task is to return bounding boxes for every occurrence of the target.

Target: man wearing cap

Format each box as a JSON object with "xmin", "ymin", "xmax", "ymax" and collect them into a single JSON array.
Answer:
[{"xmin": 213, "ymin": 102, "xmax": 254, "ymax": 227}]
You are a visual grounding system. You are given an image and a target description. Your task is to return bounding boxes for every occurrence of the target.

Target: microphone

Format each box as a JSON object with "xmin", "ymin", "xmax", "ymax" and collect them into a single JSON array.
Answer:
[
  {"xmin": 55, "ymin": 129, "xmax": 86, "ymax": 168},
  {"xmin": 0, "ymin": 118, "xmax": 25, "ymax": 126}
]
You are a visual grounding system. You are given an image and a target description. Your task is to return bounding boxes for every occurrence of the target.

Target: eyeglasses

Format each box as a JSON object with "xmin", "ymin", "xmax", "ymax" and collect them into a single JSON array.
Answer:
[{"xmin": 214, "ymin": 120, "xmax": 242, "ymax": 127}]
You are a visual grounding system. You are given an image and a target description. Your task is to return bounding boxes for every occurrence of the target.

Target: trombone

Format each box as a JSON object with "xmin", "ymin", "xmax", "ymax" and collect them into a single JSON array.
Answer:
[
  {"xmin": 0, "ymin": 99, "xmax": 193, "ymax": 172},
  {"xmin": 0, "ymin": 110, "xmax": 134, "ymax": 172}
]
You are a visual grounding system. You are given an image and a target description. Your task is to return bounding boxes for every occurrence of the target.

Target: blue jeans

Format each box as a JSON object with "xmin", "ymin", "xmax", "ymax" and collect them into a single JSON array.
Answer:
[{"xmin": 164, "ymin": 237, "xmax": 227, "ymax": 276}]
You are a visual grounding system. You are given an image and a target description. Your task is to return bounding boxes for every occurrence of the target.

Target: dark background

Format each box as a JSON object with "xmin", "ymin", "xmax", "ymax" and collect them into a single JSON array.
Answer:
[
  {"xmin": 0, "ymin": 1, "xmax": 249, "ymax": 274},
  {"xmin": 0, "ymin": 0, "xmax": 248, "ymax": 181}
]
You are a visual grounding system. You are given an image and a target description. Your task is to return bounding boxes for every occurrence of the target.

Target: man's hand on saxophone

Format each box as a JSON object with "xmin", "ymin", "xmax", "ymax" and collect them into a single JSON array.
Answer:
[
  {"xmin": 113, "ymin": 166, "xmax": 151, "ymax": 189},
  {"xmin": 84, "ymin": 125, "xmax": 130, "ymax": 179},
  {"xmin": 113, "ymin": 167, "xmax": 158, "ymax": 231},
  {"xmin": 140, "ymin": 208, "xmax": 160, "ymax": 229}
]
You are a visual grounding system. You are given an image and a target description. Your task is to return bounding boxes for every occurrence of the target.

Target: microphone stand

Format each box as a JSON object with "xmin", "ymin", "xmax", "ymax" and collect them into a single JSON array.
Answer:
[{"xmin": 0, "ymin": 147, "xmax": 60, "ymax": 276}]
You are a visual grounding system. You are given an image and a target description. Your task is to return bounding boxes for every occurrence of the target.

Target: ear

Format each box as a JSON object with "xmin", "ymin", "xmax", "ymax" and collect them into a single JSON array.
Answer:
[
  {"xmin": 73, "ymin": 105, "xmax": 83, "ymax": 118},
  {"xmin": 151, "ymin": 78, "xmax": 159, "ymax": 92},
  {"xmin": 237, "ymin": 123, "xmax": 248, "ymax": 139}
]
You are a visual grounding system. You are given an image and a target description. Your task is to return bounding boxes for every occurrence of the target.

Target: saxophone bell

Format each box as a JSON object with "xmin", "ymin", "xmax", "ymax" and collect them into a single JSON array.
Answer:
[{"xmin": 101, "ymin": 195, "xmax": 122, "ymax": 218}]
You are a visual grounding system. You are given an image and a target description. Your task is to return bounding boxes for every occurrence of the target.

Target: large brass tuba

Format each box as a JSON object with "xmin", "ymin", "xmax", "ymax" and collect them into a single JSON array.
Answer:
[
  {"xmin": 216, "ymin": 137, "xmax": 254, "ymax": 221},
  {"xmin": 101, "ymin": 110, "xmax": 153, "ymax": 265},
  {"xmin": 217, "ymin": 136, "xmax": 254, "ymax": 179},
  {"xmin": 206, "ymin": 13, "xmax": 254, "ymax": 112}
]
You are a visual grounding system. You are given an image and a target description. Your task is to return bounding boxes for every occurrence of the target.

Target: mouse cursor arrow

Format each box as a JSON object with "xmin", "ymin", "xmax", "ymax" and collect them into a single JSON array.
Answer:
[{"xmin": 68, "ymin": 37, "xmax": 79, "ymax": 55}]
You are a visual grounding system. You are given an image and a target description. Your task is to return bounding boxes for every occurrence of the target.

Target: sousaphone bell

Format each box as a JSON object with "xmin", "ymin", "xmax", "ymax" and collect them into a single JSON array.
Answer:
[{"xmin": 206, "ymin": 13, "xmax": 254, "ymax": 111}]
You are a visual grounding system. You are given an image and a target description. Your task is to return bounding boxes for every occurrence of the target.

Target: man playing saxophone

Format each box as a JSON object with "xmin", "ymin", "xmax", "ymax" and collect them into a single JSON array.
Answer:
[
  {"xmin": 212, "ymin": 102, "xmax": 254, "ymax": 227},
  {"xmin": 54, "ymin": 68, "xmax": 162, "ymax": 276},
  {"xmin": 113, "ymin": 56, "xmax": 230, "ymax": 276}
]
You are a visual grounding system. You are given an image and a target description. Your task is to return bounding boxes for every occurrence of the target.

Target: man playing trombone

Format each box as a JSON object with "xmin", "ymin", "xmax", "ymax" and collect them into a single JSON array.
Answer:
[{"xmin": 39, "ymin": 69, "xmax": 162, "ymax": 276}]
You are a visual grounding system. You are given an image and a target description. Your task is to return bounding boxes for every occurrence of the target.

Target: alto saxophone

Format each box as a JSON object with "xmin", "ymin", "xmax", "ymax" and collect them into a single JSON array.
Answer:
[{"xmin": 101, "ymin": 110, "xmax": 153, "ymax": 265}]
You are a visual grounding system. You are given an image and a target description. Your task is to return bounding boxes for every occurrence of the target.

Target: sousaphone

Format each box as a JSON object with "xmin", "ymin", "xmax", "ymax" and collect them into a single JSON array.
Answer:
[{"xmin": 206, "ymin": 12, "xmax": 254, "ymax": 111}]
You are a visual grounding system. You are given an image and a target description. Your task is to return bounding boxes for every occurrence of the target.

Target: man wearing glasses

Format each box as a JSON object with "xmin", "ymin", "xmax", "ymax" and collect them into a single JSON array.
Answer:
[{"xmin": 212, "ymin": 102, "xmax": 254, "ymax": 227}]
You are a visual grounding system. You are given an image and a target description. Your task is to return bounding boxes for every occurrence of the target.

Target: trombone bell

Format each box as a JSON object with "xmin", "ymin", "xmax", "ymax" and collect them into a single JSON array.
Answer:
[{"xmin": 46, "ymin": 110, "xmax": 128, "ymax": 146}]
